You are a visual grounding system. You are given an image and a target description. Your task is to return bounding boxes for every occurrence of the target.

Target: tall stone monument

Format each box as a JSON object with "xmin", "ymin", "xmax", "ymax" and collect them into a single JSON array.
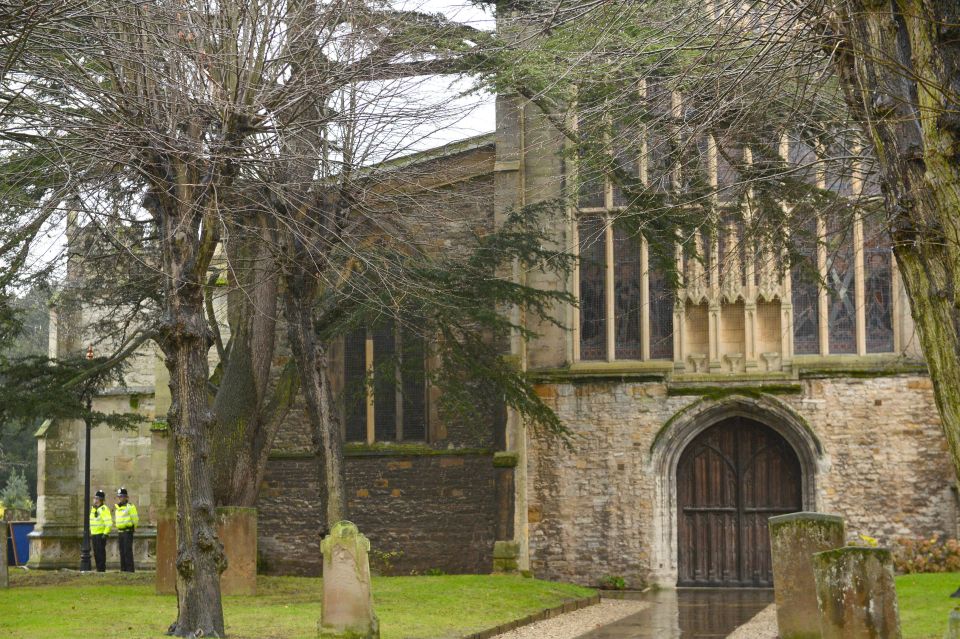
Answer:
[
  {"xmin": 769, "ymin": 512, "xmax": 846, "ymax": 639},
  {"xmin": 319, "ymin": 521, "xmax": 380, "ymax": 639}
]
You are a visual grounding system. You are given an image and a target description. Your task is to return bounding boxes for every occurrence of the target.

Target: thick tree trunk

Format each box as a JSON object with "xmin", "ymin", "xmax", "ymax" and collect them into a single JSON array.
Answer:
[
  {"xmin": 209, "ymin": 218, "xmax": 292, "ymax": 507},
  {"xmin": 283, "ymin": 281, "xmax": 348, "ymax": 526},
  {"xmin": 832, "ymin": 0, "xmax": 960, "ymax": 475},
  {"xmin": 153, "ymin": 178, "xmax": 227, "ymax": 637}
]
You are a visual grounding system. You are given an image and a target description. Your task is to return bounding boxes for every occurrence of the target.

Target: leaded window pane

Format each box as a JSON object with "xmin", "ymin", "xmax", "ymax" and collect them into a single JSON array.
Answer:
[
  {"xmin": 343, "ymin": 328, "xmax": 368, "ymax": 442},
  {"xmin": 864, "ymin": 219, "xmax": 894, "ymax": 353},
  {"xmin": 649, "ymin": 252, "xmax": 675, "ymax": 360},
  {"xmin": 373, "ymin": 325, "xmax": 398, "ymax": 440},
  {"xmin": 791, "ymin": 214, "xmax": 820, "ymax": 355},
  {"xmin": 646, "ymin": 79, "xmax": 673, "ymax": 193},
  {"xmin": 612, "ymin": 116, "xmax": 641, "ymax": 208},
  {"xmin": 826, "ymin": 217, "xmax": 857, "ymax": 354},
  {"xmin": 614, "ymin": 225, "xmax": 642, "ymax": 359},
  {"xmin": 579, "ymin": 217, "xmax": 608, "ymax": 360},
  {"xmin": 401, "ymin": 330, "xmax": 427, "ymax": 440},
  {"xmin": 578, "ymin": 118, "xmax": 606, "ymax": 209}
]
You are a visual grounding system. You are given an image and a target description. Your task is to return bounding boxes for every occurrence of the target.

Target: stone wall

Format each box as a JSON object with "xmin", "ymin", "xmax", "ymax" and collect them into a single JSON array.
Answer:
[
  {"xmin": 525, "ymin": 372, "xmax": 955, "ymax": 588},
  {"xmin": 257, "ymin": 452, "xmax": 498, "ymax": 576}
]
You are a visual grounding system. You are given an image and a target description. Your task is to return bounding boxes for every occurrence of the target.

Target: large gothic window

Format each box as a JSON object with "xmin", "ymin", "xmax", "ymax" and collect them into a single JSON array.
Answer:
[{"xmin": 864, "ymin": 218, "xmax": 895, "ymax": 353}]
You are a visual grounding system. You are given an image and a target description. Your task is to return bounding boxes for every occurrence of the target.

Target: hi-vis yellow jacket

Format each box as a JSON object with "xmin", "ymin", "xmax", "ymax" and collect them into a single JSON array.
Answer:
[
  {"xmin": 89, "ymin": 505, "xmax": 112, "ymax": 535},
  {"xmin": 114, "ymin": 503, "xmax": 139, "ymax": 531}
]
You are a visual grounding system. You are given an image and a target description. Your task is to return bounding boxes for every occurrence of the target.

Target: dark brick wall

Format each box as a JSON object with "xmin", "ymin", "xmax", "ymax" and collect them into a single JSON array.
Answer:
[{"xmin": 257, "ymin": 452, "xmax": 498, "ymax": 576}]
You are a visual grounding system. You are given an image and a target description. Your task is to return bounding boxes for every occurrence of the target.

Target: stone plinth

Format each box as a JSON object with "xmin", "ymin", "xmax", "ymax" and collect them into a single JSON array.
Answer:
[
  {"xmin": 319, "ymin": 521, "xmax": 379, "ymax": 639},
  {"xmin": 156, "ymin": 507, "xmax": 257, "ymax": 596},
  {"xmin": 769, "ymin": 512, "xmax": 846, "ymax": 639},
  {"xmin": 813, "ymin": 546, "xmax": 901, "ymax": 639},
  {"xmin": 493, "ymin": 541, "xmax": 520, "ymax": 574}
]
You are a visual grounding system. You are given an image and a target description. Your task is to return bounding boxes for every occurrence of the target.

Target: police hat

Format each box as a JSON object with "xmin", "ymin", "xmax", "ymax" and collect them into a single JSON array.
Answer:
[
  {"xmin": 117, "ymin": 487, "xmax": 128, "ymax": 496},
  {"xmin": 94, "ymin": 490, "xmax": 105, "ymax": 499}
]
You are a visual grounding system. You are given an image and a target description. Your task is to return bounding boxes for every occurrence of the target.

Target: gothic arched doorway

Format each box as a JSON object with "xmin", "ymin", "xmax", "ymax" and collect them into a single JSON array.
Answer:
[{"xmin": 676, "ymin": 417, "xmax": 802, "ymax": 587}]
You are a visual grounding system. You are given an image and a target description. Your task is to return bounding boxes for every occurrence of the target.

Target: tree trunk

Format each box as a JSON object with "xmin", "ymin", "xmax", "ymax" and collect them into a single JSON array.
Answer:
[
  {"xmin": 832, "ymin": 0, "xmax": 960, "ymax": 475},
  {"xmin": 283, "ymin": 280, "xmax": 348, "ymax": 526},
  {"xmin": 154, "ymin": 181, "xmax": 227, "ymax": 637}
]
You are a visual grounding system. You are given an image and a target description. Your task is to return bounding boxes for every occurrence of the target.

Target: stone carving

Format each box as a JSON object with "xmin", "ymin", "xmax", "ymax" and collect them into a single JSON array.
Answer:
[
  {"xmin": 813, "ymin": 546, "xmax": 902, "ymax": 639},
  {"xmin": 769, "ymin": 512, "xmax": 845, "ymax": 639},
  {"xmin": 319, "ymin": 521, "xmax": 380, "ymax": 639}
]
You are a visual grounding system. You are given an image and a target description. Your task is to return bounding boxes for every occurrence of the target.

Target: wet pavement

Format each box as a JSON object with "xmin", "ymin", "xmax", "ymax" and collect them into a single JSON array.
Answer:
[{"xmin": 574, "ymin": 589, "xmax": 773, "ymax": 639}]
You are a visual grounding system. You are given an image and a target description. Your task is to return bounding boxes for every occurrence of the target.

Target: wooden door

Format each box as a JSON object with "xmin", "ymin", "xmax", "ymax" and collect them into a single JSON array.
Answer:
[{"xmin": 677, "ymin": 418, "xmax": 802, "ymax": 587}]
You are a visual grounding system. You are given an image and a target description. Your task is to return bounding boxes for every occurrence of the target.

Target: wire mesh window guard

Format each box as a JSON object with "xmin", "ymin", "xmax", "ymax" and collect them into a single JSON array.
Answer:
[
  {"xmin": 614, "ymin": 224, "xmax": 642, "ymax": 359},
  {"xmin": 343, "ymin": 328, "xmax": 368, "ymax": 442},
  {"xmin": 791, "ymin": 214, "xmax": 820, "ymax": 355},
  {"xmin": 649, "ymin": 259, "xmax": 675, "ymax": 360}
]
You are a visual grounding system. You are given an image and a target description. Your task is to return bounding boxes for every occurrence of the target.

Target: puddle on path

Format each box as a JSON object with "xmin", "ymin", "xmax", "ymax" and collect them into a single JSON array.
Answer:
[{"xmin": 574, "ymin": 589, "xmax": 773, "ymax": 639}]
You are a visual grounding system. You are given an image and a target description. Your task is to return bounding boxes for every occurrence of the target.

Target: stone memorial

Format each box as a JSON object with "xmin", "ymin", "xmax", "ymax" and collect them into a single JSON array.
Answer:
[
  {"xmin": 319, "ymin": 521, "xmax": 380, "ymax": 639},
  {"xmin": 813, "ymin": 546, "xmax": 901, "ymax": 639},
  {"xmin": 769, "ymin": 512, "xmax": 846, "ymax": 639},
  {"xmin": 946, "ymin": 609, "xmax": 960, "ymax": 639}
]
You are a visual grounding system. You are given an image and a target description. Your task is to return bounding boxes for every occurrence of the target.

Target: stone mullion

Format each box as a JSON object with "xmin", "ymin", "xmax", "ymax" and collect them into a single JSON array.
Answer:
[
  {"xmin": 365, "ymin": 332, "xmax": 375, "ymax": 445},
  {"xmin": 674, "ymin": 240, "xmax": 685, "ymax": 372},
  {"xmin": 779, "ymin": 134, "xmax": 794, "ymax": 369},
  {"xmin": 605, "ymin": 216, "xmax": 616, "ymax": 361},
  {"xmin": 854, "ymin": 213, "xmax": 867, "ymax": 356},
  {"xmin": 743, "ymin": 147, "xmax": 759, "ymax": 371},
  {"xmin": 817, "ymin": 213, "xmax": 829, "ymax": 357}
]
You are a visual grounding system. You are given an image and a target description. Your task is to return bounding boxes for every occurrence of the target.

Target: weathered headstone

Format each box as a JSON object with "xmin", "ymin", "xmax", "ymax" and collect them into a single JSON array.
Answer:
[
  {"xmin": 0, "ymin": 521, "xmax": 9, "ymax": 588},
  {"xmin": 769, "ymin": 512, "xmax": 846, "ymax": 639},
  {"xmin": 813, "ymin": 546, "xmax": 901, "ymax": 639},
  {"xmin": 319, "ymin": 521, "xmax": 380, "ymax": 639}
]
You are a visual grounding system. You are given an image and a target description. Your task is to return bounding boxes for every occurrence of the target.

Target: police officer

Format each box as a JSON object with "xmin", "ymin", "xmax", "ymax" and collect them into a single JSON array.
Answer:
[
  {"xmin": 89, "ymin": 489, "xmax": 112, "ymax": 572},
  {"xmin": 114, "ymin": 487, "xmax": 139, "ymax": 573}
]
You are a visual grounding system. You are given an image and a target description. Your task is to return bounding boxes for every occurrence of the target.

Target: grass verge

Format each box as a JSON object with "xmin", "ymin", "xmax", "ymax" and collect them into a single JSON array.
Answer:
[
  {"xmin": 2, "ymin": 571, "xmax": 595, "ymax": 639},
  {"xmin": 898, "ymin": 572, "xmax": 959, "ymax": 639}
]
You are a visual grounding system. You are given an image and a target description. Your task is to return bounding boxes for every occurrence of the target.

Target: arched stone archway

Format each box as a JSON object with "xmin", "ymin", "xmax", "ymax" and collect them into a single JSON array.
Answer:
[{"xmin": 648, "ymin": 395, "xmax": 822, "ymax": 586}]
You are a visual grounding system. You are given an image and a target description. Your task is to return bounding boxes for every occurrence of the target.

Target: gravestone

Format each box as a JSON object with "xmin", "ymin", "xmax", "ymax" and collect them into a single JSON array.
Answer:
[
  {"xmin": 946, "ymin": 609, "xmax": 960, "ymax": 639},
  {"xmin": 769, "ymin": 512, "xmax": 845, "ymax": 639},
  {"xmin": 813, "ymin": 546, "xmax": 901, "ymax": 639},
  {"xmin": 319, "ymin": 521, "xmax": 380, "ymax": 639}
]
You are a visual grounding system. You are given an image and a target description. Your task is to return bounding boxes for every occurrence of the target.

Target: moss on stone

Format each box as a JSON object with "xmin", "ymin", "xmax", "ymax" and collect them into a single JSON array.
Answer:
[
  {"xmin": 493, "ymin": 452, "xmax": 520, "ymax": 468},
  {"xmin": 768, "ymin": 512, "xmax": 845, "ymax": 534}
]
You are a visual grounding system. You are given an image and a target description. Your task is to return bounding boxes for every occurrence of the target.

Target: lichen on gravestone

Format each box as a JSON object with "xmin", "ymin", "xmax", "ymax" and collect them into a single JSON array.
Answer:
[{"xmin": 319, "ymin": 521, "xmax": 380, "ymax": 639}]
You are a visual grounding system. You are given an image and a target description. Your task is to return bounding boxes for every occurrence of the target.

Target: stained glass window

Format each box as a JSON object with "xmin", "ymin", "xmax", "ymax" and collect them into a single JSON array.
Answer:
[
  {"xmin": 826, "ymin": 217, "xmax": 857, "ymax": 354},
  {"xmin": 614, "ymin": 224, "xmax": 642, "ymax": 359},
  {"xmin": 579, "ymin": 217, "xmax": 608, "ymax": 360},
  {"xmin": 791, "ymin": 214, "xmax": 820, "ymax": 355},
  {"xmin": 578, "ymin": 118, "xmax": 606, "ymax": 209},
  {"xmin": 343, "ymin": 328, "xmax": 368, "ymax": 442},
  {"xmin": 648, "ymin": 250, "xmax": 675, "ymax": 360},
  {"xmin": 864, "ymin": 218, "xmax": 894, "ymax": 353}
]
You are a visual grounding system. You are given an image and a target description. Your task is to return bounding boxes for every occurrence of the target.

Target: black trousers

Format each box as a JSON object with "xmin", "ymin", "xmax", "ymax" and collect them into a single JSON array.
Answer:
[
  {"xmin": 118, "ymin": 529, "xmax": 135, "ymax": 573},
  {"xmin": 92, "ymin": 534, "xmax": 107, "ymax": 572}
]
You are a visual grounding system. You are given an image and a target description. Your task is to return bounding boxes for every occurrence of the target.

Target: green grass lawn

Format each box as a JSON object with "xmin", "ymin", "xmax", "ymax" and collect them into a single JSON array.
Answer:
[
  {"xmin": 897, "ymin": 572, "xmax": 959, "ymax": 639},
  {"xmin": 1, "ymin": 571, "xmax": 595, "ymax": 639}
]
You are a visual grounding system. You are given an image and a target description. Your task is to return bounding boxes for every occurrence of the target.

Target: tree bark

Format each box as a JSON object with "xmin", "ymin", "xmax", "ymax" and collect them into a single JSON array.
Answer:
[
  {"xmin": 832, "ymin": 0, "xmax": 960, "ymax": 475},
  {"xmin": 152, "ymin": 168, "xmax": 227, "ymax": 637},
  {"xmin": 283, "ymin": 279, "xmax": 348, "ymax": 526}
]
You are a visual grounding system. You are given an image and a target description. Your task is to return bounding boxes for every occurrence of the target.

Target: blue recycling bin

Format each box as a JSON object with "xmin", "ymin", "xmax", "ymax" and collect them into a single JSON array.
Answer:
[{"xmin": 7, "ymin": 521, "xmax": 35, "ymax": 566}]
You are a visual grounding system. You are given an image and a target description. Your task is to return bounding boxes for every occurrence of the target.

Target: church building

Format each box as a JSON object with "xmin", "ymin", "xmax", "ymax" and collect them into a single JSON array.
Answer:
[{"xmin": 29, "ymin": 86, "xmax": 956, "ymax": 588}]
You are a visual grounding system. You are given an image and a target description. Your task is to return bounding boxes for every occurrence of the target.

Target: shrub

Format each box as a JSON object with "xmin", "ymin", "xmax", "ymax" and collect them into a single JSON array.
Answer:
[
  {"xmin": 0, "ymin": 469, "xmax": 33, "ymax": 513},
  {"xmin": 893, "ymin": 535, "xmax": 960, "ymax": 574},
  {"xmin": 598, "ymin": 575, "xmax": 627, "ymax": 590}
]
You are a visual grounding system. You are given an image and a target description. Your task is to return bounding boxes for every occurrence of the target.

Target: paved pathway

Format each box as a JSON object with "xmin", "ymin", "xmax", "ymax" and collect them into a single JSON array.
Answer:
[{"xmin": 573, "ymin": 589, "xmax": 774, "ymax": 639}]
